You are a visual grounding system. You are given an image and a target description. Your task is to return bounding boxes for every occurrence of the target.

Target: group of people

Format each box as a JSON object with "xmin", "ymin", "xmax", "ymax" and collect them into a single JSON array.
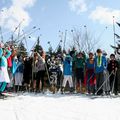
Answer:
[
  {"xmin": 61, "ymin": 49, "xmax": 119, "ymax": 96},
  {"xmin": 0, "ymin": 43, "xmax": 46, "ymax": 95},
  {"xmin": 0, "ymin": 42, "xmax": 119, "ymax": 97}
]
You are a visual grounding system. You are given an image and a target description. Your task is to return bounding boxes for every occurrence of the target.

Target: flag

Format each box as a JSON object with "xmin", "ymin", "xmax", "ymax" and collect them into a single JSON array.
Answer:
[
  {"xmin": 114, "ymin": 33, "xmax": 120, "ymax": 39},
  {"xmin": 116, "ymin": 22, "xmax": 120, "ymax": 27}
]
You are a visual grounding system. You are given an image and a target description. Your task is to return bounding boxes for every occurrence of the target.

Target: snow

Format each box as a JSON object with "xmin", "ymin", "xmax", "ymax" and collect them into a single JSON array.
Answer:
[{"xmin": 0, "ymin": 93, "xmax": 120, "ymax": 120}]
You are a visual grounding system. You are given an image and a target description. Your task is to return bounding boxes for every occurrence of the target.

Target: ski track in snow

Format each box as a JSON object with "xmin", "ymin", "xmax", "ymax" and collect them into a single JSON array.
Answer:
[{"xmin": 0, "ymin": 93, "xmax": 120, "ymax": 120}]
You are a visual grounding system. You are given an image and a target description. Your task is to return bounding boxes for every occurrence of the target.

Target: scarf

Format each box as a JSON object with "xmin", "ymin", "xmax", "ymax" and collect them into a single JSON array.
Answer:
[{"xmin": 97, "ymin": 56, "xmax": 102, "ymax": 67}]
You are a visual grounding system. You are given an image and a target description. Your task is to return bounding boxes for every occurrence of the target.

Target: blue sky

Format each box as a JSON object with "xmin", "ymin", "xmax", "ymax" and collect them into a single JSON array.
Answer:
[{"xmin": 0, "ymin": 0, "xmax": 120, "ymax": 55}]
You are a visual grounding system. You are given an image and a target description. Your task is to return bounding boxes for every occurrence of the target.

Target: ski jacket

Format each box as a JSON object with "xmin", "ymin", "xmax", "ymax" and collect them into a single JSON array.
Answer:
[
  {"xmin": 63, "ymin": 55, "xmax": 72, "ymax": 75},
  {"xmin": 94, "ymin": 55, "xmax": 107, "ymax": 73}
]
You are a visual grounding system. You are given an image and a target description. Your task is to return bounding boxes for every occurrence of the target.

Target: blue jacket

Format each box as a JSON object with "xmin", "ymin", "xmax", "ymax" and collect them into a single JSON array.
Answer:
[
  {"xmin": 63, "ymin": 56, "xmax": 72, "ymax": 75},
  {"xmin": 94, "ymin": 56, "xmax": 107, "ymax": 73}
]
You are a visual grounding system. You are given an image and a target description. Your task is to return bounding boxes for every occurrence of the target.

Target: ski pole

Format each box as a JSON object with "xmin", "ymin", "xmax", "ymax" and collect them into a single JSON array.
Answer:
[
  {"xmin": 86, "ymin": 73, "xmax": 95, "ymax": 92},
  {"xmin": 111, "ymin": 70, "xmax": 117, "ymax": 94},
  {"xmin": 95, "ymin": 70, "xmax": 114, "ymax": 95},
  {"xmin": 86, "ymin": 73, "xmax": 95, "ymax": 84}
]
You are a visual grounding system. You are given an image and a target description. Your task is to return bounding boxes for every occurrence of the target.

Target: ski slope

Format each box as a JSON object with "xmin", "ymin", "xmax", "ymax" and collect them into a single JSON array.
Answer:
[{"xmin": 0, "ymin": 93, "xmax": 120, "ymax": 120}]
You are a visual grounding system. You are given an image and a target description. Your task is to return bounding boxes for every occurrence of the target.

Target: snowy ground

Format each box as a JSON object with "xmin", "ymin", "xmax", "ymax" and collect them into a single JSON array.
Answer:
[{"xmin": 0, "ymin": 92, "xmax": 120, "ymax": 120}]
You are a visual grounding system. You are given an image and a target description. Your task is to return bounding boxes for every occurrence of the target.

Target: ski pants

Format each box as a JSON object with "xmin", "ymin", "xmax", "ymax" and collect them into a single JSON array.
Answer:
[
  {"xmin": 36, "ymin": 70, "xmax": 45, "ymax": 91},
  {"xmin": 62, "ymin": 75, "xmax": 73, "ymax": 88},
  {"xmin": 96, "ymin": 72, "xmax": 104, "ymax": 95},
  {"xmin": 103, "ymin": 70, "xmax": 110, "ymax": 92}
]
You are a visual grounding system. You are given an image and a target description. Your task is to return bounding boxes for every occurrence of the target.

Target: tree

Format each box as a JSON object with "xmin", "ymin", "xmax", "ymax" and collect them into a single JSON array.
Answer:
[
  {"xmin": 17, "ymin": 41, "xmax": 27, "ymax": 57},
  {"xmin": 69, "ymin": 27, "xmax": 100, "ymax": 54},
  {"xmin": 47, "ymin": 41, "xmax": 53, "ymax": 55},
  {"xmin": 34, "ymin": 37, "xmax": 43, "ymax": 55}
]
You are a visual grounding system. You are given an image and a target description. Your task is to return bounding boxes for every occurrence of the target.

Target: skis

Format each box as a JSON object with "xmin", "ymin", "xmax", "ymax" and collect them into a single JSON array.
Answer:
[
  {"xmin": 88, "ymin": 93, "xmax": 120, "ymax": 99},
  {"xmin": 0, "ymin": 91, "xmax": 119, "ymax": 100},
  {"xmin": 89, "ymin": 95, "xmax": 110, "ymax": 99},
  {"xmin": 0, "ymin": 93, "xmax": 15, "ymax": 100}
]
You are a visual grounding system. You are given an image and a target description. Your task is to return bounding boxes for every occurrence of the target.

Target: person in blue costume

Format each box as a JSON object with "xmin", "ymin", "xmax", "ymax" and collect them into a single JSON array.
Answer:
[{"xmin": 0, "ymin": 44, "xmax": 11, "ymax": 97}]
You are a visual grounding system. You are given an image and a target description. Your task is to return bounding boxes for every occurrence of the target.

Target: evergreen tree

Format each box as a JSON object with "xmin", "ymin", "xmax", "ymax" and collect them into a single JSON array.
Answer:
[
  {"xmin": 17, "ymin": 42, "xmax": 27, "ymax": 57},
  {"xmin": 56, "ymin": 45, "xmax": 62, "ymax": 54},
  {"xmin": 34, "ymin": 37, "xmax": 43, "ymax": 55}
]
